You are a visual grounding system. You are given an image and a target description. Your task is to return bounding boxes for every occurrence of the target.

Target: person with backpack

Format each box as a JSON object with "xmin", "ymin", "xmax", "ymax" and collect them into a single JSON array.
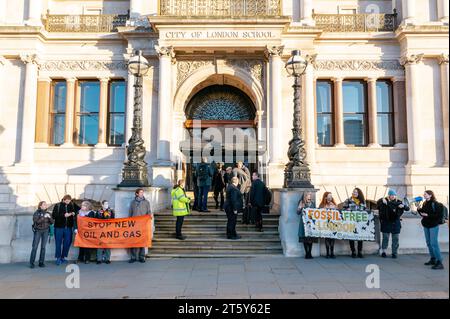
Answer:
[
  {"xmin": 248, "ymin": 172, "xmax": 269, "ymax": 232},
  {"xmin": 52, "ymin": 195, "xmax": 80, "ymax": 265},
  {"xmin": 95, "ymin": 200, "xmax": 115, "ymax": 264},
  {"xmin": 417, "ymin": 190, "xmax": 445, "ymax": 270},
  {"xmin": 376, "ymin": 189, "xmax": 410, "ymax": 259},
  {"xmin": 29, "ymin": 201, "xmax": 54, "ymax": 268},
  {"xmin": 74, "ymin": 201, "xmax": 96, "ymax": 264},
  {"xmin": 171, "ymin": 179, "xmax": 191, "ymax": 240},
  {"xmin": 196, "ymin": 157, "xmax": 214, "ymax": 212}
]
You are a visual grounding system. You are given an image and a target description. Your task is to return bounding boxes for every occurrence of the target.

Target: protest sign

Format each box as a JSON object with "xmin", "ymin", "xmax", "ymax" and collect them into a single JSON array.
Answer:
[
  {"xmin": 303, "ymin": 208, "xmax": 375, "ymax": 241},
  {"xmin": 74, "ymin": 215, "xmax": 152, "ymax": 248}
]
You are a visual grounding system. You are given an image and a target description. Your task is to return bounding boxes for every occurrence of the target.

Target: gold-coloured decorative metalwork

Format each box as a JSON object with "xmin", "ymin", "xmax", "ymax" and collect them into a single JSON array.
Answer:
[
  {"xmin": 159, "ymin": 0, "xmax": 282, "ymax": 17},
  {"xmin": 313, "ymin": 13, "xmax": 397, "ymax": 32},
  {"xmin": 44, "ymin": 14, "xmax": 128, "ymax": 32}
]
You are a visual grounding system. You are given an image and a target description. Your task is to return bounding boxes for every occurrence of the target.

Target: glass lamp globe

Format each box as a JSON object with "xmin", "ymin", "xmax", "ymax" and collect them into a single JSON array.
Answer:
[
  {"xmin": 128, "ymin": 50, "xmax": 150, "ymax": 76},
  {"xmin": 285, "ymin": 50, "xmax": 308, "ymax": 76}
]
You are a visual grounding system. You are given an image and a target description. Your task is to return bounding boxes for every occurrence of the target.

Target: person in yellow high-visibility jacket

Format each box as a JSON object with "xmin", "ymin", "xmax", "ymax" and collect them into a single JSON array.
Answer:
[{"xmin": 171, "ymin": 179, "xmax": 191, "ymax": 240}]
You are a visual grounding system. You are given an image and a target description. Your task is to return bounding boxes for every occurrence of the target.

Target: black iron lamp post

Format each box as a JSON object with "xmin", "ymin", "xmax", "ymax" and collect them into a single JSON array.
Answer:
[
  {"xmin": 118, "ymin": 50, "xmax": 150, "ymax": 187},
  {"xmin": 284, "ymin": 50, "xmax": 314, "ymax": 189}
]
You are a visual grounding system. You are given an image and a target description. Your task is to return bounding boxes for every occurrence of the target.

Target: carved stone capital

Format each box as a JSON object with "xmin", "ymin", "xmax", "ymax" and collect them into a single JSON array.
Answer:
[
  {"xmin": 400, "ymin": 54, "xmax": 424, "ymax": 66},
  {"xmin": 20, "ymin": 54, "xmax": 40, "ymax": 66},
  {"xmin": 155, "ymin": 45, "xmax": 176, "ymax": 63},
  {"xmin": 438, "ymin": 54, "xmax": 449, "ymax": 65},
  {"xmin": 305, "ymin": 54, "xmax": 317, "ymax": 65},
  {"xmin": 264, "ymin": 45, "xmax": 284, "ymax": 59}
]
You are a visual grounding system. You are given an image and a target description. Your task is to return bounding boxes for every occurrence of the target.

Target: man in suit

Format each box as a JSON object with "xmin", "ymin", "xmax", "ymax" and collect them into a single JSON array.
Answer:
[
  {"xmin": 224, "ymin": 177, "xmax": 243, "ymax": 240},
  {"xmin": 249, "ymin": 172, "xmax": 267, "ymax": 232}
]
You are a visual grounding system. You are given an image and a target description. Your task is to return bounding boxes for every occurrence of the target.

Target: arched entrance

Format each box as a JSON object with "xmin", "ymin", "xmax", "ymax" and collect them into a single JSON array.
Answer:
[{"xmin": 180, "ymin": 84, "xmax": 258, "ymax": 190}]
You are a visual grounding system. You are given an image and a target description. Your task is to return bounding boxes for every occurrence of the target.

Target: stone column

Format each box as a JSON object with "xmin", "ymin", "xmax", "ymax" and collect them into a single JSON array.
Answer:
[
  {"xmin": 35, "ymin": 77, "xmax": 52, "ymax": 145},
  {"xmin": 18, "ymin": 54, "xmax": 39, "ymax": 163},
  {"xmin": 62, "ymin": 77, "xmax": 76, "ymax": 147},
  {"xmin": 437, "ymin": 0, "xmax": 449, "ymax": 23},
  {"xmin": 438, "ymin": 54, "xmax": 449, "ymax": 166},
  {"xmin": 300, "ymin": 0, "xmax": 315, "ymax": 26},
  {"xmin": 392, "ymin": 77, "xmax": 408, "ymax": 145},
  {"xmin": 155, "ymin": 45, "xmax": 174, "ymax": 162},
  {"xmin": 130, "ymin": 0, "xmax": 143, "ymax": 19},
  {"xmin": 332, "ymin": 77, "xmax": 345, "ymax": 147},
  {"xmin": 265, "ymin": 45, "xmax": 284, "ymax": 163},
  {"xmin": 401, "ymin": 54, "xmax": 424, "ymax": 165},
  {"xmin": 367, "ymin": 77, "xmax": 380, "ymax": 147},
  {"xmin": 97, "ymin": 77, "xmax": 109, "ymax": 148},
  {"xmin": 26, "ymin": 0, "xmax": 43, "ymax": 26},
  {"xmin": 304, "ymin": 54, "xmax": 316, "ymax": 164},
  {"xmin": 401, "ymin": 0, "xmax": 416, "ymax": 24},
  {"xmin": 0, "ymin": 0, "xmax": 6, "ymax": 24}
]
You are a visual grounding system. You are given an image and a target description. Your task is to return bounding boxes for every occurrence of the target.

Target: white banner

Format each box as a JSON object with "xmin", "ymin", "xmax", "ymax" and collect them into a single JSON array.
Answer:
[{"xmin": 303, "ymin": 208, "xmax": 376, "ymax": 241}]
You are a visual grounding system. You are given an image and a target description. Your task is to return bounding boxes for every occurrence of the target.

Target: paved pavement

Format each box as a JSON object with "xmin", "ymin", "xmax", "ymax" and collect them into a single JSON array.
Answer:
[{"xmin": 0, "ymin": 254, "xmax": 448, "ymax": 299}]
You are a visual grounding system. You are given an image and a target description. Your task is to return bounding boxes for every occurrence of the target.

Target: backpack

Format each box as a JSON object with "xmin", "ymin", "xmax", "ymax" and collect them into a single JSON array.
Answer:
[
  {"xmin": 198, "ymin": 164, "xmax": 209, "ymax": 182},
  {"xmin": 431, "ymin": 202, "xmax": 449, "ymax": 225}
]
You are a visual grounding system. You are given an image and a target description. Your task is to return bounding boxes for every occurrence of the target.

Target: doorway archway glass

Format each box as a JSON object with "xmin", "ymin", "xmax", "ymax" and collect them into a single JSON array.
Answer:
[{"xmin": 180, "ymin": 84, "xmax": 259, "ymax": 191}]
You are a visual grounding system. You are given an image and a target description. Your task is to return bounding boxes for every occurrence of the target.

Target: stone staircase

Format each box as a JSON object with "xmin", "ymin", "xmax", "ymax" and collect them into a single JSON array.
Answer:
[{"xmin": 149, "ymin": 193, "xmax": 283, "ymax": 257}]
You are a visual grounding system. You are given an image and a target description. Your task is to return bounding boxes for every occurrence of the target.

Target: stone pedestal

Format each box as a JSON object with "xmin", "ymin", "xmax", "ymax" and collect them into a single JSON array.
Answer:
[
  {"xmin": 151, "ymin": 163, "xmax": 176, "ymax": 189},
  {"xmin": 274, "ymin": 188, "xmax": 319, "ymax": 257}
]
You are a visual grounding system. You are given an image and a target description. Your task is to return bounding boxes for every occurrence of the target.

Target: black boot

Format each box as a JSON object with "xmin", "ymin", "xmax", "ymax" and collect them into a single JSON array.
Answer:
[
  {"xmin": 432, "ymin": 260, "xmax": 444, "ymax": 270},
  {"xmin": 330, "ymin": 246, "xmax": 336, "ymax": 259},
  {"xmin": 425, "ymin": 258, "xmax": 436, "ymax": 266},
  {"xmin": 325, "ymin": 245, "xmax": 330, "ymax": 259},
  {"xmin": 351, "ymin": 250, "xmax": 357, "ymax": 258}
]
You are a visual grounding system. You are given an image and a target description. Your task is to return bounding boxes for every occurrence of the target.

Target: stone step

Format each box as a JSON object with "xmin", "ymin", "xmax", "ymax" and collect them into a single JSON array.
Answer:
[
  {"xmin": 155, "ymin": 218, "xmax": 279, "ymax": 224},
  {"xmin": 152, "ymin": 238, "xmax": 281, "ymax": 245},
  {"xmin": 155, "ymin": 211, "xmax": 279, "ymax": 217},
  {"xmin": 149, "ymin": 246, "xmax": 283, "ymax": 254},
  {"xmin": 154, "ymin": 225, "xmax": 279, "ymax": 231},
  {"xmin": 154, "ymin": 230, "xmax": 279, "ymax": 237},
  {"xmin": 148, "ymin": 253, "xmax": 284, "ymax": 258}
]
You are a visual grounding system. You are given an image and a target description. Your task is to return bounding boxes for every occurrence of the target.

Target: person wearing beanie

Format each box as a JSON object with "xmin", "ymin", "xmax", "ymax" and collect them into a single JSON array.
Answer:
[{"xmin": 377, "ymin": 189, "xmax": 410, "ymax": 258}]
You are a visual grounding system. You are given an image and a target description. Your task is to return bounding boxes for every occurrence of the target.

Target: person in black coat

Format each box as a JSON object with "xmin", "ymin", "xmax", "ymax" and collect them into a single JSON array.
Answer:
[
  {"xmin": 376, "ymin": 189, "xmax": 409, "ymax": 258},
  {"xmin": 224, "ymin": 177, "xmax": 243, "ymax": 240},
  {"xmin": 249, "ymin": 172, "xmax": 267, "ymax": 232},
  {"xmin": 52, "ymin": 195, "xmax": 80, "ymax": 265},
  {"xmin": 212, "ymin": 162, "xmax": 226, "ymax": 210},
  {"xmin": 417, "ymin": 190, "xmax": 445, "ymax": 270}
]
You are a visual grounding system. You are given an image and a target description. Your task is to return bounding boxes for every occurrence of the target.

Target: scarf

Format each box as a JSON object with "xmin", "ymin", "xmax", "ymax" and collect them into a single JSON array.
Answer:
[{"xmin": 352, "ymin": 196, "xmax": 360, "ymax": 206}]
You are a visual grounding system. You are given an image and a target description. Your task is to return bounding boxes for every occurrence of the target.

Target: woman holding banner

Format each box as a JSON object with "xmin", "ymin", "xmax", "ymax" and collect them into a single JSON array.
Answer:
[
  {"xmin": 343, "ymin": 188, "xmax": 366, "ymax": 258},
  {"xmin": 297, "ymin": 192, "xmax": 317, "ymax": 259},
  {"xmin": 319, "ymin": 192, "xmax": 338, "ymax": 259},
  {"xmin": 95, "ymin": 200, "xmax": 115, "ymax": 264},
  {"xmin": 74, "ymin": 201, "xmax": 96, "ymax": 264}
]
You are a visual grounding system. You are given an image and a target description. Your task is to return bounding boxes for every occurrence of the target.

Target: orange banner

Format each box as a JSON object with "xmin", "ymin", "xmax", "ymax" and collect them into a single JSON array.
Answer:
[{"xmin": 74, "ymin": 215, "xmax": 152, "ymax": 248}]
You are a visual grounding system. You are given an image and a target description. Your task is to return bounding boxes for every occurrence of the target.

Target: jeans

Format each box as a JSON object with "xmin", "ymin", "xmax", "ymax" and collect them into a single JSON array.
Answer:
[
  {"xmin": 30, "ymin": 229, "xmax": 49, "ymax": 264},
  {"xmin": 423, "ymin": 226, "xmax": 442, "ymax": 262},
  {"xmin": 199, "ymin": 185, "xmax": 210, "ymax": 211},
  {"xmin": 130, "ymin": 248, "xmax": 146, "ymax": 261},
  {"xmin": 97, "ymin": 249, "xmax": 111, "ymax": 262},
  {"xmin": 382, "ymin": 232, "xmax": 399, "ymax": 255},
  {"xmin": 78, "ymin": 248, "xmax": 92, "ymax": 262},
  {"xmin": 54, "ymin": 227, "xmax": 72, "ymax": 259},
  {"xmin": 176, "ymin": 216, "xmax": 184, "ymax": 237}
]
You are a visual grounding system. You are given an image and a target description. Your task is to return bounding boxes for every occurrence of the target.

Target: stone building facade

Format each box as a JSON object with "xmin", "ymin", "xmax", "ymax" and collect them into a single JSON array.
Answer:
[{"xmin": 0, "ymin": 0, "xmax": 448, "ymax": 262}]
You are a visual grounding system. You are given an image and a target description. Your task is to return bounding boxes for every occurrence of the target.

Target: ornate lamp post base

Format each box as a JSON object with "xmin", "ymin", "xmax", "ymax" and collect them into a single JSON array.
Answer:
[
  {"xmin": 118, "ymin": 166, "xmax": 149, "ymax": 187},
  {"xmin": 284, "ymin": 166, "xmax": 314, "ymax": 189}
]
